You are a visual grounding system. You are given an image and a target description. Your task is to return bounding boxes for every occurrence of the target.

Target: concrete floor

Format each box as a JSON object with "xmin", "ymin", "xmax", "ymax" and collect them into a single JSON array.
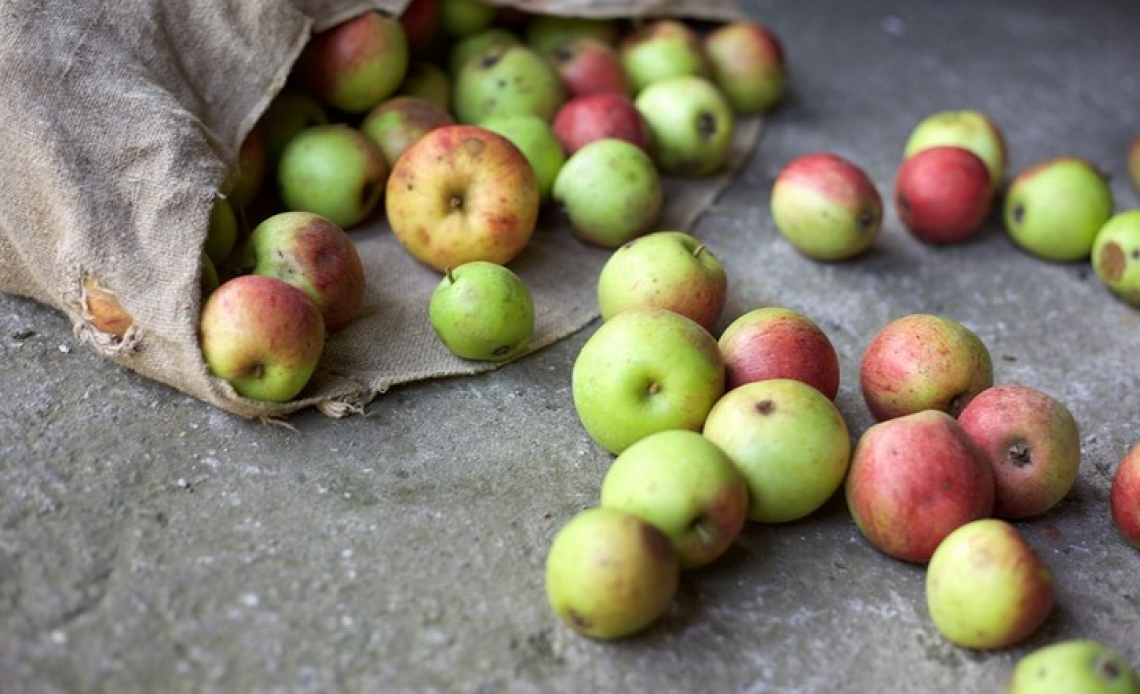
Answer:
[{"xmin": 3, "ymin": 0, "xmax": 1140, "ymax": 692}]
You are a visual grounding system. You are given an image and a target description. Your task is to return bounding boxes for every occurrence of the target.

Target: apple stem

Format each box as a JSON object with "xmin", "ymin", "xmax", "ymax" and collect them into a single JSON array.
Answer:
[
  {"xmin": 692, "ymin": 243, "xmax": 707, "ymax": 259},
  {"xmin": 445, "ymin": 267, "xmax": 455, "ymax": 284}
]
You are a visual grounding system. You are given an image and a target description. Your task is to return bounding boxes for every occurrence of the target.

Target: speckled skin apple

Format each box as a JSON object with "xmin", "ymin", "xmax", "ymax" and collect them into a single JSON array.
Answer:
[
  {"xmin": 925, "ymin": 518, "xmax": 1054, "ymax": 649},
  {"xmin": 1003, "ymin": 156, "xmax": 1114, "ymax": 262},
  {"xmin": 547, "ymin": 38, "xmax": 631, "ymax": 99},
  {"xmin": 902, "ymin": 109, "xmax": 1007, "ymax": 194},
  {"xmin": 600, "ymin": 430, "xmax": 748, "ymax": 569},
  {"xmin": 545, "ymin": 507, "xmax": 679, "ymax": 640},
  {"xmin": 453, "ymin": 44, "xmax": 565, "ymax": 124},
  {"xmin": 770, "ymin": 152, "xmax": 883, "ymax": 261},
  {"xmin": 718, "ymin": 306, "xmax": 841, "ymax": 399},
  {"xmin": 703, "ymin": 20, "xmax": 786, "ymax": 115},
  {"xmin": 1110, "ymin": 442, "xmax": 1140, "ymax": 548},
  {"xmin": 296, "ymin": 11, "xmax": 409, "ymax": 114},
  {"xmin": 277, "ymin": 124, "xmax": 388, "ymax": 230},
  {"xmin": 845, "ymin": 410, "xmax": 994, "ymax": 563},
  {"xmin": 894, "ymin": 145, "xmax": 993, "ymax": 244},
  {"xmin": 860, "ymin": 313, "xmax": 993, "ymax": 421},
  {"xmin": 957, "ymin": 384, "xmax": 1081, "ymax": 519},
  {"xmin": 703, "ymin": 378, "xmax": 851, "ymax": 523},
  {"xmin": 385, "ymin": 124, "xmax": 539, "ymax": 271},
  {"xmin": 1008, "ymin": 640, "xmax": 1140, "ymax": 694},
  {"xmin": 552, "ymin": 93, "xmax": 653, "ymax": 156},
  {"xmin": 1092, "ymin": 210, "xmax": 1140, "ymax": 306}
]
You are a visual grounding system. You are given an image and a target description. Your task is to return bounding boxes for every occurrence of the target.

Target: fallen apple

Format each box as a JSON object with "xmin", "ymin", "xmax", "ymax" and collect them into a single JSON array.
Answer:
[
  {"xmin": 1004, "ymin": 156, "xmax": 1114, "ymax": 262},
  {"xmin": 1007, "ymin": 640, "xmax": 1140, "ymax": 694},
  {"xmin": 552, "ymin": 92, "xmax": 654, "ymax": 156},
  {"xmin": 618, "ymin": 19, "xmax": 710, "ymax": 94},
  {"xmin": 453, "ymin": 43, "xmax": 565, "ymax": 124},
  {"xmin": 428, "ymin": 261, "xmax": 534, "ymax": 362},
  {"xmin": 902, "ymin": 109, "xmax": 1007, "ymax": 195},
  {"xmin": 634, "ymin": 75, "xmax": 735, "ymax": 177},
  {"xmin": 894, "ymin": 145, "xmax": 993, "ymax": 244},
  {"xmin": 718, "ymin": 306, "xmax": 841, "ymax": 400},
  {"xmin": 295, "ymin": 10, "xmax": 409, "ymax": 114},
  {"xmin": 1092, "ymin": 209, "xmax": 1140, "ymax": 307},
  {"xmin": 479, "ymin": 113, "xmax": 566, "ymax": 204},
  {"xmin": 703, "ymin": 20, "xmax": 786, "ymax": 115},
  {"xmin": 1110, "ymin": 441, "xmax": 1140, "ymax": 548},
  {"xmin": 277, "ymin": 123, "xmax": 388, "ymax": 229},
  {"xmin": 547, "ymin": 37, "xmax": 631, "ymax": 99},
  {"xmin": 361, "ymin": 95, "xmax": 455, "ymax": 171}
]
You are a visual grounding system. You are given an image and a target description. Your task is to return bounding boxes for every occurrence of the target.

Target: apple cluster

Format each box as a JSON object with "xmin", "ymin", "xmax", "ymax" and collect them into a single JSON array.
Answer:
[
  {"xmin": 770, "ymin": 109, "xmax": 1140, "ymax": 309},
  {"xmin": 194, "ymin": 0, "xmax": 789, "ymax": 402}
]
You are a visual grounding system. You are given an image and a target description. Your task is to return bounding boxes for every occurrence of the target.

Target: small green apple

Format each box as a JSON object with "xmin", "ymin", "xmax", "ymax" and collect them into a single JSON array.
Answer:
[
  {"xmin": 572, "ymin": 308, "xmax": 725, "ymax": 454},
  {"xmin": 702, "ymin": 378, "xmax": 851, "ymax": 523},
  {"xmin": 635, "ymin": 75, "xmax": 735, "ymax": 177},
  {"xmin": 204, "ymin": 197, "xmax": 238, "ymax": 265},
  {"xmin": 903, "ymin": 109, "xmax": 1007, "ymax": 194},
  {"xmin": 1092, "ymin": 209, "xmax": 1140, "ymax": 306},
  {"xmin": 257, "ymin": 87, "xmax": 329, "ymax": 169},
  {"xmin": 545, "ymin": 507, "xmax": 679, "ymax": 641},
  {"xmin": 479, "ymin": 114, "xmax": 566, "ymax": 203},
  {"xmin": 599, "ymin": 429, "xmax": 748, "ymax": 569},
  {"xmin": 277, "ymin": 124, "xmax": 388, "ymax": 229},
  {"xmin": 428, "ymin": 261, "xmax": 534, "ymax": 362},
  {"xmin": 453, "ymin": 44, "xmax": 566, "ymax": 124},
  {"xmin": 925, "ymin": 518, "xmax": 1054, "ymax": 649},
  {"xmin": 1004, "ymin": 156, "xmax": 1114, "ymax": 262},
  {"xmin": 1008, "ymin": 640, "xmax": 1140, "ymax": 694}
]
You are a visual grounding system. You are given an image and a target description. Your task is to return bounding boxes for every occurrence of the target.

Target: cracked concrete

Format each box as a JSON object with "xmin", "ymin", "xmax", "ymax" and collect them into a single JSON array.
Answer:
[{"xmin": 3, "ymin": 0, "xmax": 1140, "ymax": 692}]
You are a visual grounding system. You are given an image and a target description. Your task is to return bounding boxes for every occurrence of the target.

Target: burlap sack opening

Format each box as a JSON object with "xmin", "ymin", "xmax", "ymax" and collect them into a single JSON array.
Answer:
[{"xmin": 0, "ymin": 0, "xmax": 758, "ymax": 419}]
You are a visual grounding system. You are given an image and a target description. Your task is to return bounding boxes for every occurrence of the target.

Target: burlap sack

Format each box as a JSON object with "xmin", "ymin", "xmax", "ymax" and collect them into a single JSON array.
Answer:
[{"xmin": 0, "ymin": 0, "xmax": 756, "ymax": 419}]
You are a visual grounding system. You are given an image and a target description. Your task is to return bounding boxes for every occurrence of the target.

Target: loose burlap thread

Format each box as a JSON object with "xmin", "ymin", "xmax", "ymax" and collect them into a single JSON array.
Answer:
[{"xmin": 0, "ymin": 0, "xmax": 757, "ymax": 419}]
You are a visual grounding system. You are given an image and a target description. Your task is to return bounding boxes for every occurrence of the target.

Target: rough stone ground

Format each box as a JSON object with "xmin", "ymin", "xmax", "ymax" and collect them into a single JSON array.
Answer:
[{"xmin": 3, "ymin": 0, "xmax": 1140, "ymax": 692}]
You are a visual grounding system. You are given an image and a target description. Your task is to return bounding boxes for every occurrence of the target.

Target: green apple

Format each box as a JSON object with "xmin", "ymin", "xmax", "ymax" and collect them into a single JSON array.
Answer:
[
  {"xmin": 257, "ymin": 87, "xmax": 329, "ymax": 169},
  {"xmin": 703, "ymin": 20, "xmax": 786, "ymax": 115},
  {"xmin": 770, "ymin": 152, "xmax": 883, "ymax": 261},
  {"xmin": 448, "ymin": 26, "xmax": 520, "ymax": 76},
  {"xmin": 1092, "ymin": 209, "xmax": 1140, "ymax": 306},
  {"xmin": 361, "ymin": 95, "xmax": 455, "ymax": 170},
  {"xmin": 428, "ymin": 261, "xmax": 534, "ymax": 362},
  {"xmin": 385, "ymin": 124, "xmax": 539, "ymax": 271},
  {"xmin": 397, "ymin": 61, "xmax": 453, "ymax": 112},
  {"xmin": 1008, "ymin": 640, "xmax": 1140, "ymax": 694},
  {"xmin": 479, "ymin": 114, "xmax": 566, "ymax": 204},
  {"xmin": 1004, "ymin": 156, "xmax": 1114, "ymax": 262},
  {"xmin": 553, "ymin": 138, "xmax": 662, "ymax": 248},
  {"xmin": 902, "ymin": 109, "xmax": 1007, "ymax": 194},
  {"xmin": 229, "ymin": 126, "xmax": 266, "ymax": 210},
  {"xmin": 925, "ymin": 518, "xmax": 1054, "ymax": 649},
  {"xmin": 240, "ymin": 211, "xmax": 366, "ymax": 333},
  {"xmin": 438, "ymin": 0, "xmax": 497, "ymax": 39},
  {"xmin": 545, "ymin": 507, "xmax": 679, "ymax": 641},
  {"xmin": 635, "ymin": 75, "xmax": 735, "ymax": 177},
  {"xmin": 200, "ymin": 252, "xmax": 220, "ymax": 298},
  {"xmin": 524, "ymin": 15, "xmax": 619, "ymax": 57},
  {"xmin": 702, "ymin": 378, "xmax": 851, "ymax": 523},
  {"xmin": 596, "ymin": 230, "xmax": 727, "ymax": 333},
  {"xmin": 199, "ymin": 275, "xmax": 326, "ymax": 403},
  {"xmin": 454, "ymin": 44, "xmax": 566, "ymax": 124},
  {"xmin": 599, "ymin": 429, "xmax": 748, "ymax": 569},
  {"xmin": 618, "ymin": 19, "xmax": 710, "ymax": 94},
  {"xmin": 295, "ymin": 11, "xmax": 409, "ymax": 114},
  {"xmin": 572, "ymin": 308, "xmax": 725, "ymax": 455},
  {"xmin": 204, "ymin": 197, "xmax": 238, "ymax": 266},
  {"xmin": 277, "ymin": 124, "xmax": 388, "ymax": 229}
]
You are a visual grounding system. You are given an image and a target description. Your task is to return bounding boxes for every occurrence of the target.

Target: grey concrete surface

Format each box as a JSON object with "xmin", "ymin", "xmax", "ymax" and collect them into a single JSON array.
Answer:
[{"xmin": 3, "ymin": 1, "xmax": 1140, "ymax": 692}]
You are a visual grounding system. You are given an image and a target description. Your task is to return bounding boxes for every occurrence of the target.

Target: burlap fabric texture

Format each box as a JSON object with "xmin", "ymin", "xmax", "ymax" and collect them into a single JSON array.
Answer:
[{"xmin": 0, "ymin": 0, "xmax": 757, "ymax": 419}]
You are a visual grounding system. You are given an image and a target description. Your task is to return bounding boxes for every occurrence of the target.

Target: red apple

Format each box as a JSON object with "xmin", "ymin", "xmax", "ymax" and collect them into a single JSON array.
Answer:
[
  {"xmin": 718, "ymin": 306, "xmax": 840, "ymax": 399},
  {"xmin": 1130, "ymin": 132, "xmax": 1140, "ymax": 195},
  {"xmin": 860, "ymin": 313, "xmax": 993, "ymax": 421},
  {"xmin": 296, "ymin": 11, "xmax": 410, "ymax": 114},
  {"xmin": 703, "ymin": 20, "xmax": 787, "ymax": 115},
  {"xmin": 399, "ymin": 0, "xmax": 439, "ymax": 55},
  {"xmin": 845, "ymin": 410, "xmax": 995, "ymax": 563},
  {"xmin": 547, "ymin": 37, "xmax": 631, "ymax": 98},
  {"xmin": 895, "ymin": 145, "xmax": 993, "ymax": 244},
  {"xmin": 551, "ymin": 93, "xmax": 653, "ymax": 156},
  {"xmin": 957, "ymin": 384, "xmax": 1081, "ymax": 519},
  {"xmin": 1110, "ymin": 442, "xmax": 1140, "ymax": 547}
]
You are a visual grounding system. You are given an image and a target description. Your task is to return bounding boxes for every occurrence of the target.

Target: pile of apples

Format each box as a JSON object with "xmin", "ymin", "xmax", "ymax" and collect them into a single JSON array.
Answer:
[{"xmin": 194, "ymin": 0, "xmax": 787, "ymax": 404}]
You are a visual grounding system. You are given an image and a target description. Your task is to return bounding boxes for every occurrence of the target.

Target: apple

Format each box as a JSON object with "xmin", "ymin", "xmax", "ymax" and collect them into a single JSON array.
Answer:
[
  {"xmin": 239, "ymin": 211, "xmax": 366, "ymax": 333},
  {"xmin": 845, "ymin": 410, "xmax": 995, "ymax": 563},
  {"xmin": 1008, "ymin": 640, "xmax": 1140, "ymax": 694},
  {"xmin": 703, "ymin": 378, "xmax": 851, "ymax": 524},
  {"xmin": 1004, "ymin": 156, "xmax": 1114, "ymax": 262},
  {"xmin": 257, "ymin": 87, "xmax": 329, "ymax": 169},
  {"xmin": 361, "ymin": 95, "xmax": 455, "ymax": 170},
  {"xmin": 524, "ymin": 14, "xmax": 619, "ymax": 57},
  {"xmin": 703, "ymin": 20, "xmax": 787, "ymax": 115},
  {"xmin": 547, "ymin": 37, "xmax": 631, "ymax": 99},
  {"xmin": 957, "ymin": 384, "xmax": 1081, "ymax": 519},
  {"xmin": 200, "ymin": 253, "xmax": 220, "ymax": 298},
  {"xmin": 277, "ymin": 124, "xmax": 388, "ymax": 229},
  {"xmin": 894, "ymin": 145, "xmax": 993, "ymax": 244},
  {"xmin": 399, "ymin": 0, "xmax": 439, "ymax": 54},
  {"xmin": 1092, "ymin": 209, "xmax": 1140, "ymax": 306},
  {"xmin": 596, "ymin": 231, "xmax": 727, "ymax": 333},
  {"xmin": 1110, "ymin": 441, "xmax": 1140, "ymax": 547},
  {"xmin": 718, "ymin": 306, "xmax": 841, "ymax": 400},
  {"xmin": 453, "ymin": 43, "xmax": 565, "ymax": 124},
  {"xmin": 1130, "ymin": 133, "xmax": 1140, "ymax": 195},
  {"xmin": 385, "ymin": 124, "xmax": 539, "ymax": 271},
  {"xmin": 925, "ymin": 518, "xmax": 1054, "ymax": 649},
  {"xmin": 860, "ymin": 313, "xmax": 993, "ymax": 421},
  {"xmin": 448, "ymin": 26, "xmax": 520, "ymax": 77},
  {"xmin": 618, "ymin": 19, "xmax": 710, "ymax": 94},
  {"xmin": 599, "ymin": 429, "xmax": 748, "ymax": 569},
  {"xmin": 770, "ymin": 152, "xmax": 883, "ymax": 261},
  {"xmin": 572, "ymin": 308, "xmax": 725, "ymax": 455},
  {"xmin": 199, "ymin": 275, "xmax": 326, "ymax": 403},
  {"xmin": 552, "ymin": 138, "xmax": 662, "ymax": 249},
  {"xmin": 81, "ymin": 277, "xmax": 132, "ymax": 339},
  {"xmin": 204, "ymin": 197, "xmax": 238, "ymax": 265},
  {"xmin": 552, "ymin": 93, "xmax": 654, "ymax": 156},
  {"xmin": 229, "ymin": 126, "xmax": 266, "ymax": 210},
  {"xmin": 437, "ymin": 0, "xmax": 497, "ymax": 39},
  {"xmin": 902, "ymin": 109, "xmax": 1007, "ymax": 194},
  {"xmin": 545, "ymin": 507, "xmax": 679, "ymax": 641},
  {"xmin": 479, "ymin": 114, "xmax": 566, "ymax": 204},
  {"xmin": 295, "ymin": 11, "xmax": 410, "ymax": 114},
  {"xmin": 635, "ymin": 75, "xmax": 735, "ymax": 177},
  {"xmin": 428, "ymin": 261, "xmax": 534, "ymax": 362},
  {"xmin": 396, "ymin": 61, "xmax": 452, "ymax": 112}
]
